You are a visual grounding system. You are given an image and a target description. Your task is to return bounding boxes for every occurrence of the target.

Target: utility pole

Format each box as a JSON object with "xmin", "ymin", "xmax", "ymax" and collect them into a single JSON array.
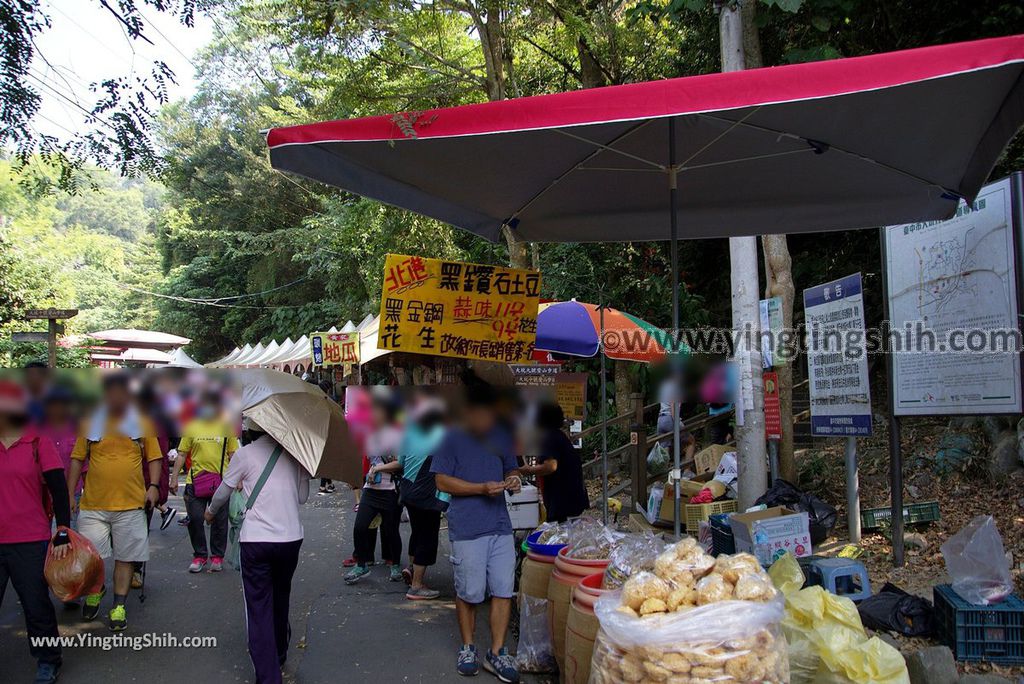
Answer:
[{"xmin": 717, "ymin": 0, "xmax": 768, "ymax": 510}]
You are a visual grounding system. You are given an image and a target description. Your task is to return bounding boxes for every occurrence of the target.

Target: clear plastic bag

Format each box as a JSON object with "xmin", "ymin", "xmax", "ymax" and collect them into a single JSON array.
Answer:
[
  {"xmin": 537, "ymin": 521, "xmax": 573, "ymax": 545},
  {"xmin": 589, "ymin": 591, "xmax": 788, "ymax": 683},
  {"xmin": 515, "ymin": 594, "xmax": 557, "ymax": 673},
  {"xmin": 603, "ymin": 533, "xmax": 667, "ymax": 589},
  {"xmin": 566, "ymin": 520, "xmax": 622, "ymax": 560},
  {"xmin": 44, "ymin": 528, "xmax": 105, "ymax": 602},
  {"xmin": 940, "ymin": 514, "xmax": 1013, "ymax": 605}
]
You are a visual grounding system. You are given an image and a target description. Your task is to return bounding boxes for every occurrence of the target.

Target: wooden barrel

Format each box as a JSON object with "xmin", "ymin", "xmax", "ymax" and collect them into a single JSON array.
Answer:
[
  {"xmin": 555, "ymin": 547, "xmax": 610, "ymax": 579},
  {"xmin": 521, "ymin": 556, "xmax": 556, "ymax": 600},
  {"xmin": 547, "ymin": 568, "xmax": 580, "ymax": 678},
  {"xmin": 564, "ymin": 598, "xmax": 600, "ymax": 684},
  {"xmin": 572, "ymin": 572, "xmax": 612, "ymax": 611}
]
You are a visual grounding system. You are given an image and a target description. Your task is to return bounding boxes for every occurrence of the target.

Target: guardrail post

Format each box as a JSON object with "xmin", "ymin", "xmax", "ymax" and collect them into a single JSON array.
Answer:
[{"xmin": 629, "ymin": 392, "xmax": 647, "ymax": 515}]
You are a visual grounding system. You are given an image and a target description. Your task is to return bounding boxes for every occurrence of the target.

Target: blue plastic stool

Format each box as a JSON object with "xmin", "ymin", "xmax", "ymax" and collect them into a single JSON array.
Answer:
[{"xmin": 807, "ymin": 558, "xmax": 872, "ymax": 602}]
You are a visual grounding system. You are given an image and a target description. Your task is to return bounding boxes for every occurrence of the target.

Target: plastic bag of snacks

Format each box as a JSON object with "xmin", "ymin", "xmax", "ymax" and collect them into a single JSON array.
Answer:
[
  {"xmin": 537, "ymin": 521, "xmax": 574, "ymax": 545},
  {"xmin": 566, "ymin": 521, "xmax": 623, "ymax": 561},
  {"xmin": 589, "ymin": 539, "xmax": 788, "ymax": 683},
  {"xmin": 603, "ymin": 534, "xmax": 667, "ymax": 590},
  {"xmin": 44, "ymin": 528, "xmax": 105, "ymax": 602}
]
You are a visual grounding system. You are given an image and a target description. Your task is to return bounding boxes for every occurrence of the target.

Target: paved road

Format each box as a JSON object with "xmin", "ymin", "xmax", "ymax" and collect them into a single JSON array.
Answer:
[{"xmin": 2, "ymin": 485, "xmax": 548, "ymax": 683}]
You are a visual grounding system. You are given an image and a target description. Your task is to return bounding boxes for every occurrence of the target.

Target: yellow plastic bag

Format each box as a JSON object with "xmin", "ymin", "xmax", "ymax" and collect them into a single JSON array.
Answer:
[{"xmin": 769, "ymin": 553, "xmax": 909, "ymax": 684}]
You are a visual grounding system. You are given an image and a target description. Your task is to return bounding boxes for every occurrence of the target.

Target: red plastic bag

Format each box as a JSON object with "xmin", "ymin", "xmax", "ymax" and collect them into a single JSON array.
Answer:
[{"xmin": 44, "ymin": 528, "xmax": 105, "ymax": 602}]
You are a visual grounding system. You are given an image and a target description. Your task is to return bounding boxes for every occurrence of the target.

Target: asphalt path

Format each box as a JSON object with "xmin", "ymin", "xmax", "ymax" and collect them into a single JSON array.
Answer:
[{"xmin": 2, "ymin": 484, "xmax": 551, "ymax": 683}]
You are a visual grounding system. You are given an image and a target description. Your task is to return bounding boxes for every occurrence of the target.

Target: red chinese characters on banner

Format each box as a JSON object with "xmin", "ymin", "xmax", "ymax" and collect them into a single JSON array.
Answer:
[
  {"xmin": 377, "ymin": 253, "xmax": 540, "ymax": 363},
  {"xmin": 763, "ymin": 371, "xmax": 782, "ymax": 440}
]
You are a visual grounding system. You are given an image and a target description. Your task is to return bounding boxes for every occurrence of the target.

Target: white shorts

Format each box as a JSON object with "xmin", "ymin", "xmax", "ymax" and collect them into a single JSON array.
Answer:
[{"xmin": 77, "ymin": 509, "xmax": 150, "ymax": 562}]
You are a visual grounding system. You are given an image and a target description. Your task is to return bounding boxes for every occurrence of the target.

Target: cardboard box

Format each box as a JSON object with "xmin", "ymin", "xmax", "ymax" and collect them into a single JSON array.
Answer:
[
  {"xmin": 694, "ymin": 444, "xmax": 734, "ymax": 475},
  {"xmin": 507, "ymin": 484, "xmax": 540, "ymax": 529},
  {"xmin": 729, "ymin": 506, "xmax": 812, "ymax": 565},
  {"xmin": 658, "ymin": 475, "xmax": 728, "ymax": 523}
]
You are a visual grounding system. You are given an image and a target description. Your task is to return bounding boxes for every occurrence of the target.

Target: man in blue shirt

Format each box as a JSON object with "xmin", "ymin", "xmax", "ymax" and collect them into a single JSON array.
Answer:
[{"xmin": 433, "ymin": 382, "xmax": 521, "ymax": 683}]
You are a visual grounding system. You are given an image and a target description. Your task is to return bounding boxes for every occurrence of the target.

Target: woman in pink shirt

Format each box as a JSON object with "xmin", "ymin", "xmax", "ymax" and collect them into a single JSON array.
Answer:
[{"xmin": 0, "ymin": 380, "xmax": 72, "ymax": 684}]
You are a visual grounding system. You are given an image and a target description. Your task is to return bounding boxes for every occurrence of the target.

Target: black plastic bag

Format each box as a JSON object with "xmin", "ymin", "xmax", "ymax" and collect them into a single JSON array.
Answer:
[
  {"xmin": 857, "ymin": 582, "xmax": 934, "ymax": 637},
  {"xmin": 754, "ymin": 479, "xmax": 837, "ymax": 545}
]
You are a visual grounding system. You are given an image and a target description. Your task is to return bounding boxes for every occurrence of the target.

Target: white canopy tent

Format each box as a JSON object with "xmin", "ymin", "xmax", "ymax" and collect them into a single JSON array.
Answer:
[{"xmin": 166, "ymin": 348, "xmax": 203, "ymax": 368}]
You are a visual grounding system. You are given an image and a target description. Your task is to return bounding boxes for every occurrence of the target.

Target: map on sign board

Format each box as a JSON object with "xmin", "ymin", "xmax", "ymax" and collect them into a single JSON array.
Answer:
[
  {"xmin": 803, "ymin": 273, "xmax": 872, "ymax": 437},
  {"xmin": 885, "ymin": 177, "xmax": 1022, "ymax": 415},
  {"xmin": 377, "ymin": 254, "xmax": 540, "ymax": 363}
]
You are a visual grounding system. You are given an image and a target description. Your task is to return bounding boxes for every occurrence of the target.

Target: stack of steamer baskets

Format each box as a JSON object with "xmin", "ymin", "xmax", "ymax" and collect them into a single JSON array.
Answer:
[{"xmin": 550, "ymin": 548, "xmax": 611, "ymax": 683}]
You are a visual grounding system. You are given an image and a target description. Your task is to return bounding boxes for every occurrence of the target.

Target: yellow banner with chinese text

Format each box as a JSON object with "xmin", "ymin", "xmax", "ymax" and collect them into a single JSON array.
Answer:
[{"xmin": 377, "ymin": 254, "xmax": 540, "ymax": 362}]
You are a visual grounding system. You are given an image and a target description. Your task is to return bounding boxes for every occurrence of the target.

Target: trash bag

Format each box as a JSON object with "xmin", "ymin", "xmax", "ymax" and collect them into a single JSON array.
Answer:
[
  {"xmin": 602, "ymin": 534, "xmax": 667, "ymax": 589},
  {"xmin": 590, "ymin": 590, "xmax": 789, "ymax": 683},
  {"xmin": 769, "ymin": 553, "xmax": 909, "ymax": 684},
  {"xmin": 857, "ymin": 583, "xmax": 933, "ymax": 637},
  {"xmin": 44, "ymin": 528, "xmax": 105, "ymax": 602},
  {"xmin": 940, "ymin": 514, "xmax": 1013, "ymax": 605},
  {"xmin": 755, "ymin": 479, "xmax": 837, "ymax": 544},
  {"xmin": 515, "ymin": 594, "xmax": 557, "ymax": 673}
]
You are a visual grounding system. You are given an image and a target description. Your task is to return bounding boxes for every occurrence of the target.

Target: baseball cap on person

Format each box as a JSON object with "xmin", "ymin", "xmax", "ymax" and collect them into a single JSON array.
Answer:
[{"xmin": 0, "ymin": 380, "xmax": 29, "ymax": 416}]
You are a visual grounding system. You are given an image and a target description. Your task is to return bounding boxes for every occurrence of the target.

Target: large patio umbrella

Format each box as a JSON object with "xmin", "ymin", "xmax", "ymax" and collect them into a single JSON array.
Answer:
[{"xmin": 267, "ymin": 35, "xmax": 1024, "ymax": 536}]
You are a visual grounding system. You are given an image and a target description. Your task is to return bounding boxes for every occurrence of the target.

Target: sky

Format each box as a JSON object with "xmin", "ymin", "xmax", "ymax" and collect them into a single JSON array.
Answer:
[{"xmin": 31, "ymin": 0, "xmax": 215, "ymax": 139}]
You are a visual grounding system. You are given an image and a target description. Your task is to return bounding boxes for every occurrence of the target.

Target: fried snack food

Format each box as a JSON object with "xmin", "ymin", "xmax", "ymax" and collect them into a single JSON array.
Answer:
[
  {"xmin": 621, "ymin": 571, "xmax": 671, "ymax": 611},
  {"xmin": 589, "ymin": 544, "xmax": 788, "ymax": 683}
]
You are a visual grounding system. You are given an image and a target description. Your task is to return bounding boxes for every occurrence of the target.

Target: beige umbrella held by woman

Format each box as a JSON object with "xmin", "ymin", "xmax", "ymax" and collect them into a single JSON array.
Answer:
[{"xmin": 235, "ymin": 369, "xmax": 362, "ymax": 489}]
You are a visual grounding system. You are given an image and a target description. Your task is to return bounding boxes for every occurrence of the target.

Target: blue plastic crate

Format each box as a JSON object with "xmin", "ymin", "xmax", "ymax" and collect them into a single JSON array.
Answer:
[
  {"xmin": 709, "ymin": 513, "xmax": 735, "ymax": 557},
  {"xmin": 933, "ymin": 584, "xmax": 1024, "ymax": 664}
]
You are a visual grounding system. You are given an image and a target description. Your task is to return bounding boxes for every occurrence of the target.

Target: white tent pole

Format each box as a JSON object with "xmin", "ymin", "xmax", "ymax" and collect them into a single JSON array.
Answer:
[{"xmin": 669, "ymin": 118, "xmax": 682, "ymax": 540}]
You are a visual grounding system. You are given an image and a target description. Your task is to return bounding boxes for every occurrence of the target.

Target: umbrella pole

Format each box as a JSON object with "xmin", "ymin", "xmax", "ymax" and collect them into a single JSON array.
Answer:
[
  {"xmin": 600, "ymin": 303, "xmax": 608, "ymax": 524},
  {"xmin": 669, "ymin": 118, "xmax": 682, "ymax": 540}
]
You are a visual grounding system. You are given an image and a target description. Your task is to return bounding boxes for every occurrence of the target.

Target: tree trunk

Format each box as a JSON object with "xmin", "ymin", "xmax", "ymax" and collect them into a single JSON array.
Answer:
[
  {"xmin": 763, "ymin": 234, "xmax": 797, "ymax": 482},
  {"xmin": 503, "ymin": 225, "xmax": 530, "ymax": 269},
  {"xmin": 614, "ymin": 360, "xmax": 634, "ymax": 417}
]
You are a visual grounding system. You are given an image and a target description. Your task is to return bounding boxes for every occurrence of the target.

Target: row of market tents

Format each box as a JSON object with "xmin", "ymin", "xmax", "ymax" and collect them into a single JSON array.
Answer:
[{"xmin": 206, "ymin": 314, "xmax": 379, "ymax": 371}]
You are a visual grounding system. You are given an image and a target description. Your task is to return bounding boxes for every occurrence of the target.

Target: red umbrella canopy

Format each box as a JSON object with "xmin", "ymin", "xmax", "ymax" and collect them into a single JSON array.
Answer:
[{"xmin": 268, "ymin": 35, "xmax": 1024, "ymax": 244}]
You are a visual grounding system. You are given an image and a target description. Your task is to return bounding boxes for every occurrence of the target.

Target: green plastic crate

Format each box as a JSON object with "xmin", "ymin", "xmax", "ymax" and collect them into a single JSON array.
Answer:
[{"xmin": 860, "ymin": 501, "xmax": 940, "ymax": 530}]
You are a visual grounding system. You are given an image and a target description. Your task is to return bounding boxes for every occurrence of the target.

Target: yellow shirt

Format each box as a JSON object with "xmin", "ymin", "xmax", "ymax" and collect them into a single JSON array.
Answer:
[
  {"xmin": 72, "ymin": 418, "xmax": 163, "ymax": 512},
  {"xmin": 178, "ymin": 418, "xmax": 238, "ymax": 484}
]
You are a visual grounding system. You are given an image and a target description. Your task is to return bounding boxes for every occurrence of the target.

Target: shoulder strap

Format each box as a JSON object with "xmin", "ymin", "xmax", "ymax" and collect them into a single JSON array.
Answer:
[
  {"xmin": 246, "ymin": 445, "xmax": 283, "ymax": 511},
  {"xmin": 219, "ymin": 431, "xmax": 228, "ymax": 476}
]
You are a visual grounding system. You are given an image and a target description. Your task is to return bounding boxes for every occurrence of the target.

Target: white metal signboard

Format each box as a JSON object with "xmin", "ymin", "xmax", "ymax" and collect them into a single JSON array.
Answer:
[{"xmin": 885, "ymin": 177, "xmax": 1022, "ymax": 415}]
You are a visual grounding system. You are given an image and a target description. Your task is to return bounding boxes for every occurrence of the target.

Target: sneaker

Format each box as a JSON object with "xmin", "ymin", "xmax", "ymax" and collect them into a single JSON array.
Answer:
[
  {"xmin": 210, "ymin": 557, "xmax": 224, "ymax": 572},
  {"xmin": 353, "ymin": 503, "xmax": 360, "ymax": 512},
  {"xmin": 483, "ymin": 648, "xmax": 519, "ymax": 683},
  {"xmin": 401, "ymin": 564, "xmax": 413, "ymax": 586},
  {"xmin": 325, "ymin": 483, "xmax": 336, "ymax": 493},
  {"xmin": 82, "ymin": 586, "xmax": 105, "ymax": 621},
  {"xmin": 108, "ymin": 605, "xmax": 127, "ymax": 632},
  {"xmin": 406, "ymin": 586, "xmax": 440, "ymax": 601},
  {"xmin": 457, "ymin": 644, "xmax": 480, "ymax": 677},
  {"xmin": 188, "ymin": 557, "xmax": 207, "ymax": 573},
  {"xmin": 388, "ymin": 564, "xmax": 403, "ymax": 582},
  {"xmin": 34, "ymin": 661, "xmax": 60, "ymax": 684},
  {"xmin": 178, "ymin": 516, "xmax": 190, "ymax": 526},
  {"xmin": 160, "ymin": 507, "xmax": 178, "ymax": 530},
  {"xmin": 131, "ymin": 571, "xmax": 143, "ymax": 589},
  {"xmin": 317, "ymin": 486, "xmax": 328, "ymax": 496},
  {"xmin": 344, "ymin": 565, "xmax": 370, "ymax": 585},
  {"xmin": 342, "ymin": 556, "xmax": 358, "ymax": 568}
]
